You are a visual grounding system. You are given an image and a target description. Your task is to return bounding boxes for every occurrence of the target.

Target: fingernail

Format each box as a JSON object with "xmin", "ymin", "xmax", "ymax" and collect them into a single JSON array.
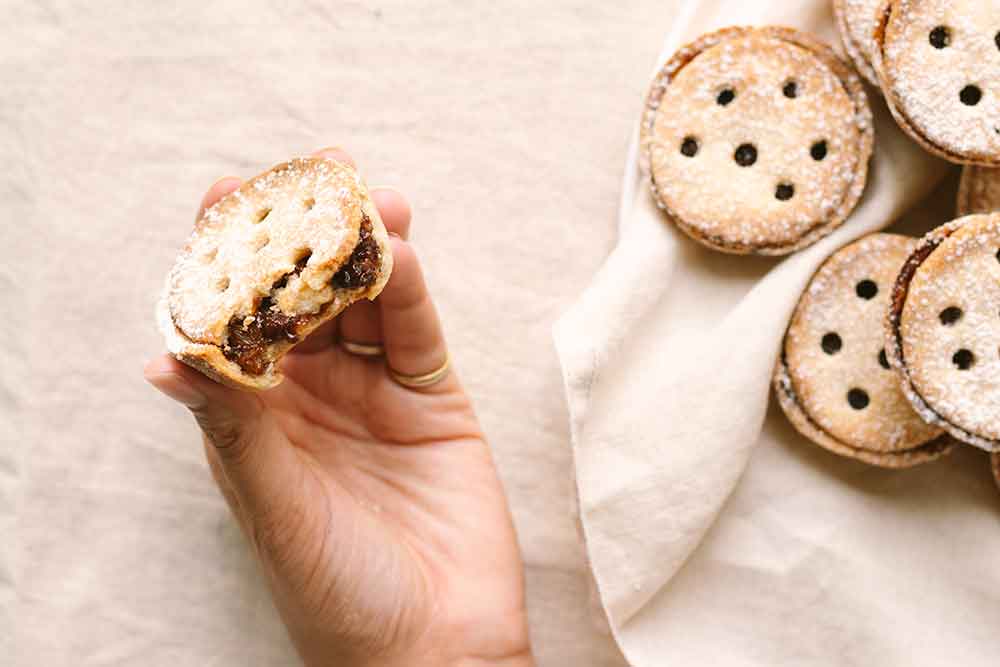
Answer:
[
  {"xmin": 210, "ymin": 175, "xmax": 240, "ymax": 189},
  {"xmin": 147, "ymin": 372, "xmax": 207, "ymax": 409}
]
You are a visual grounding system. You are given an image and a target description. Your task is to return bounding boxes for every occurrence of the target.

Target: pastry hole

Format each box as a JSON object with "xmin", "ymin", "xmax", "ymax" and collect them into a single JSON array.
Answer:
[
  {"xmin": 847, "ymin": 388, "xmax": 869, "ymax": 410},
  {"xmin": 775, "ymin": 183, "xmax": 795, "ymax": 201},
  {"xmin": 303, "ymin": 197, "xmax": 315, "ymax": 211},
  {"xmin": 716, "ymin": 88, "xmax": 735, "ymax": 106},
  {"xmin": 734, "ymin": 143, "xmax": 757, "ymax": 167},
  {"xmin": 821, "ymin": 332, "xmax": 842, "ymax": 355},
  {"xmin": 929, "ymin": 26, "xmax": 951, "ymax": 49},
  {"xmin": 939, "ymin": 306, "xmax": 963, "ymax": 326},
  {"xmin": 215, "ymin": 276, "xmax": 230, "ymax": 292},
  {"xmin": 996, "ymin": 248, "xmax": 1000, "ymax": 264},
  {"xmin": 952, "ymin": 349, "xmax": 975, "ymax": 370},
  {"xmin": 253, "ymin": 234, "xmax": 270, "ymax": 252},
  {"xmin": 254, "ymin": 207, "xmax": 272, "ymax": 224},
  {"xmin": 878, "ymin": 349, "xmax": 890, "ymax": 370},
  {"xmin": 783, "ymin": 80, "xmax": 798, "ymax": 98},
  {"xmin": 293, "ymin": 248, "xmax": 312, "ymax": 270},
  {"xmin": 960, "ymin": 85, "xmax": 982, "ymax": 106},
  {"xmin": 810, "ymin": 141, "xmax": 828, "ymax": 161},
  {"xmin": 995, "ymin": 31, "xmax": 1000, "ymax": 51},
  {"xmin": 680, "ymin": 136, "xmax": 699, "ymax": 158},
  {"xmin": 855, "ymin": 280, "xmax": 878, "ymax": 300}
]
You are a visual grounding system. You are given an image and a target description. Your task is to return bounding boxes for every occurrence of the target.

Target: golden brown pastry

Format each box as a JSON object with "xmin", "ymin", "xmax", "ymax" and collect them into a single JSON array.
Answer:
[
  {"xmin": 157, "ymin": 157, "xmax": 392, "ymax": 390},
  {"xmin": 776, "ymin": 233, "xmax": 951, "ymax": 467},
  {"xmin": 887, "ymin": 213, "xmax": 1000, "ymax": 451},
  {"xmin": 641, "ymin": 26, "xmax": 873, "ymax": 255}
]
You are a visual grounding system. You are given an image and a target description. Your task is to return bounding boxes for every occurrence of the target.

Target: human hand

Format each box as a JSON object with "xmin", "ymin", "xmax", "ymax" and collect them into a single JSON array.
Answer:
[{"xmin": 145, "ymin": 148, "xmax": 534, "ymax": 667}]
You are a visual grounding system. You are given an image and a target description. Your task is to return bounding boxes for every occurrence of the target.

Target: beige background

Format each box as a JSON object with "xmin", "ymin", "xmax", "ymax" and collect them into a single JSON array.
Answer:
[
  {"xmin": 10, "ymin": 2, "xmax": 1000, "ymax": 666},
  {"xmin": 5, "ymin": 1, "xmax": 692, "ymax": 664}
]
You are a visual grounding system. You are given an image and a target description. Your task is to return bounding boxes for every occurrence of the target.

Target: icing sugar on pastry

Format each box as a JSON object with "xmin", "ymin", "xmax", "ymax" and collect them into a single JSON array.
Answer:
[
  {"xmin": 874, "ymin": 0, "xmax": 1000, "ymax": 165},
  {"xmin": 834, "ymin": 0, "xmax": 883, "ymax": 85},
  {"xmin": 776, "ymin": 233, "xmax": 949, "ymax": 467},
  {"xmin": 642, "ymin": 26, "xmax": 873, "ymax": 255},
  {"xmin": 889, "ymin": 213, "xmax": 1000, "ymax": 451}
]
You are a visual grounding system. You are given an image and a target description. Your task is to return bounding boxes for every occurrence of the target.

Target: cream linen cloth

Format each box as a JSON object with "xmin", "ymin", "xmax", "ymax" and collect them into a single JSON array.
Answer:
[{"xmin": 555, "ymin": 0, "xmax": 1000, "ymax": 665}]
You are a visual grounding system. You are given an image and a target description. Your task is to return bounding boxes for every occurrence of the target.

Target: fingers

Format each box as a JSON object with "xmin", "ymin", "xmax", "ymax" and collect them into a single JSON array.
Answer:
[
  {"xmin": 144, "ymin": 355, "xmax": 305, "ymax": 526},
  {"xmin": 379, "ymin": 238, "xmax": 451, "ymax": 384},
  {"xmin": 371, "ymin": 188, "xmax": 412, "ymax": 240},
  {"xmin": 312, "ymin": 145, "xmax": 355, "ymax": 168},
  {"xmin": 197, "ymin": 176, "xmax": 242, "ymax": 220}
]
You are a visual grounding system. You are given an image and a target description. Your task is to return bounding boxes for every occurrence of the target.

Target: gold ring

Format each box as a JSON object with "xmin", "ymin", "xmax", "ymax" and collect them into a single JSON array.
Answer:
[
  {"xmin": 388, "ymin": 354, "xmax": 451, "ymax": 389},
  {"xmin": 340, "ymin": 339, "xmax": 385, "ymax": 357}
]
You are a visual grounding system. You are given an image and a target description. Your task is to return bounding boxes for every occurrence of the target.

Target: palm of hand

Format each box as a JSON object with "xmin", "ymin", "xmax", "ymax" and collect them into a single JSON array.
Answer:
[
  {"xmin": 236, "ymin": 349, "xmax": 527, "ymax": 665},
  {"xmin": 148, "ymin": 153, "xmax": 532, "ymax": 666}
]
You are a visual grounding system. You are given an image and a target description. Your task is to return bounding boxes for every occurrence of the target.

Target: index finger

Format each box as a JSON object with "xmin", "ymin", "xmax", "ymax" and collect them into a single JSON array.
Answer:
[{"xmin": 196, "ymin": 176, "xmax": 242, "ymax": 220}]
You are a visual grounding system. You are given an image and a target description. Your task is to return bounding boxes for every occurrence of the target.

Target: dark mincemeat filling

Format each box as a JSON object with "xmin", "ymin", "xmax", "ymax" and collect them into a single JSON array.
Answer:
[
  {"xmin": 332, "ymin": 213, "xmax": 380, "ymax": 289},
  {"xmin": 223, "ymin": 213, "xmax": 381, "ymax": 375}
]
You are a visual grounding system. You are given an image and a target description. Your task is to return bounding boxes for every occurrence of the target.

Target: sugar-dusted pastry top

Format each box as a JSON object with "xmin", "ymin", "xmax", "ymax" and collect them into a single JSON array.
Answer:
[
  {"xmin": 782, "ymin": 234, "xmax": 944, "ymax": 458},
  {"xmin": 891, "ymin": 214, "xmax": 1000, "ymax": 450},
  {"xmin": 158, "ymin": 157, "xmax": 392, "ymax": 390},
  {"xmin": 642, "ymin": 26, "xmax": 872, "ymax": 255},
  {"xmin": 874, "ymin": 0, "xmax": 1000, "ymax": 165},
  {"xmin": 834, "ymin": 0, "xmax": 883, "ymax": 84}
]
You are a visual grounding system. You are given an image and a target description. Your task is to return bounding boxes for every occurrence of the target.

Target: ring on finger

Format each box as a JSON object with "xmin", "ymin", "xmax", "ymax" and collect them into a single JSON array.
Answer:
[
  {"xmin": 388, "ymin": 353, "xmax": 451, "ymax": 389},
  {"xmin": 340, "ymin": 338, "xmax": 386, "ymax": 357}
]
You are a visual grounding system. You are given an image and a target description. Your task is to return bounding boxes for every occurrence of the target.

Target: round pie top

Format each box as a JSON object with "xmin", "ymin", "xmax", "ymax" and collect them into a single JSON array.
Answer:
[
  {"xmin": 897, "ymin": 213, "xmax": 1000, "ymax": 448},
  {"xmin": 876, "ymin": 0, "xmax": 1000, "ymax": 164},
  {"xmin": 643, "ymin": 27, "xmax": 872, "ymax": 255},
  {"xmin": 784, "ymin": 234, "xmax": 943, "ymax": 452},
  {"xmin": 834, "ymin": 0, "xmax": 884, "ymax": 84},
  {"xmin": 168, "ymin": 158, "xmax": 366, "ymax": 345},
  {"xmin": 957, "ymin": 165, "xmax": 1000, "ymax": 215}
]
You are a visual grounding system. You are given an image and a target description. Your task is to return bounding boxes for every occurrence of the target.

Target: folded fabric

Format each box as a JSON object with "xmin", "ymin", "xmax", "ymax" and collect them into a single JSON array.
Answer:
[{"xmin": 555, "ymin": 1, "xmax": 1000, "ymax": 664}]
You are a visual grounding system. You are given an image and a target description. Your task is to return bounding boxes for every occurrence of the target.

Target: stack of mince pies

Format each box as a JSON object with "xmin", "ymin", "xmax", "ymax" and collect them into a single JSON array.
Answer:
[{"xmin": 642, "ymin": 7, "xmax": 1000, "ymax": 487}]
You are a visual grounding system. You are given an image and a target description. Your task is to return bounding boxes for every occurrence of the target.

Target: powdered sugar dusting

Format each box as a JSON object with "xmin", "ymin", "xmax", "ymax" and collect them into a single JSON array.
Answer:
[
  {"xmin": 641, "ymin": 27, "xmax": 872, "ymax": 254},
  {"xmin": 168, "ymin": 158, "xmax": 364, "ymax": 344},
  {"xmin": 898, "ymin": 213, "xmax": 1000, "ymax": 449},
  {"xmin": 835, "ymin": 0, "xmax": 883, "ymax": 84},
  {"xmin": 879, "ymin": 0, "xmax": 1000, "ymax": 163},
  {"xmin": 784, "ymin": 234, "xmax": 944, "ymax": 454}
]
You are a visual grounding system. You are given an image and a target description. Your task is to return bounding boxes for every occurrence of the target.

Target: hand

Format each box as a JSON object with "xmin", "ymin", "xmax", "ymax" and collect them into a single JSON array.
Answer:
[{"xmin": 145, "ymin": 148, "xmax": 534, "ymax": 667}]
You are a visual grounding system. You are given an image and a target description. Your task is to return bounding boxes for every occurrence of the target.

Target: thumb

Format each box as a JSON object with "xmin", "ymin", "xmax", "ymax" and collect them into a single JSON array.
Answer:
[{"xmin": 144, "ymin": 355, "xmax": 303, "ymax": 525}]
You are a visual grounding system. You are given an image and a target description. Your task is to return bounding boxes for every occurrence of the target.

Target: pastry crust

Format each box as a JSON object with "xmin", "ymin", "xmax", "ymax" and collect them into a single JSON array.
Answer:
[
  {"xmin": 872, "ymin": 0, "xmax": 1000, "ymax": 166},
  {"xmin": 956, "ymin": 165, "xmax": 1000, "ymax": 216},
  {"xmin": 887, "ymin": 214, "xmax": 1000, "ymax": 451},
  {"xmin": 157, "ymin": 158, "xmax": 393, "ymax": 390},
  {"xmin": 992, "ymin": 452, "xmax": 1000, "ymax": 492},
  {"xmin": 774, "ymin": 363, "xmax": 952, "ymax": 468},
  {"xmin": 775, "ymin": 233, "xmax": 950, "ymax": 468},
  {"xmin": 641, "ymin": 26, "xmax": 873, "ymax": 255},
  {"xmin": 833, "ymin": 0, "xmax": 883, "ymax": 85}
]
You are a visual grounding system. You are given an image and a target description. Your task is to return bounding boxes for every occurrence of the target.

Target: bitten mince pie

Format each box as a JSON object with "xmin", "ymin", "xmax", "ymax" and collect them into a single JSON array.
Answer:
[
  {"xmin": 888, "ymin": 213, "xmax": 1000, "ymax": 452},
  {"xmin": 776, "ymin": 234, "xmax": 951, "ymax": 468},
  {"xmin": 873, "ymin": 0, "xmax": 1000, "ymax": 165},
  {"xmin": 957, "ymin": 165, "xmax": 1000, "ymax": 216},
  {"xmin": 641, "ymin": 26, "xmax": 873, "ymax": 255},
  {"xmin": 834, "ymin": 0, "xmax": 884, "ymax": 85},
  {"xmin": 157, "ymin": 157, "xmax": 393, "ymax": 390}
]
